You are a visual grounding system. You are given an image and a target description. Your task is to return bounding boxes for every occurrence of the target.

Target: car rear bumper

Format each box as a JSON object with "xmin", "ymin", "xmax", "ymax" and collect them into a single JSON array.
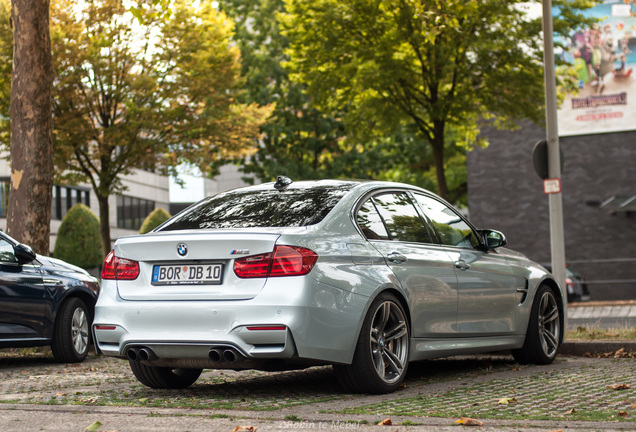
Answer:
[{"xmin": 93, "ymin": 278, "xmax": 368, "ymax": 366}]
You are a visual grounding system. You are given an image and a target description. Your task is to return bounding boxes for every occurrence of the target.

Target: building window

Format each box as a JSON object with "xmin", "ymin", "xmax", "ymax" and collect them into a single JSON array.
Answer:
[
  {"xmin": 0, "ymin": 180, "xmax": 89, "ymax": 221},
  {"xmin": 0, "ymin": 180, "xmax": 9, "ymax": 218},
  {"xmin": 51, "ymin": 185, "xmax": 91, "ymax": 220},
  {"xmin": 117, "ymin": 195, "xmax": 155, "ymax": 230}
]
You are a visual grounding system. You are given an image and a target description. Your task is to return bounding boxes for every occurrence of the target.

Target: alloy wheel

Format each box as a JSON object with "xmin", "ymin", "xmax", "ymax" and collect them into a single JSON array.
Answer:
[
  {"xmin": 72, "ymin": 307, "xmax": 89, "ymax": 355},
  {"xmin": 538, "ymin": 290, "xmax": 560, "ymax": 358},
  {"xmin": 369, "ymin": 300, "xmax": 409, "ymax": 384}
]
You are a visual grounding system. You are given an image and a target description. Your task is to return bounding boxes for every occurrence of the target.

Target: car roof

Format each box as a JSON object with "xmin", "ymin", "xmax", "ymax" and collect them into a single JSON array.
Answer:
[{"xmin": 219, "ymin": 178, "xmax": 430, "ymax": 195}]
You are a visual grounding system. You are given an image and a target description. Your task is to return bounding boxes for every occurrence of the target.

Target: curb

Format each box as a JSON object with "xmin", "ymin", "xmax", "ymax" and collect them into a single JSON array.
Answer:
[
  {"xmin": 568, "ymin": 300, "xmax": 636, "ymax": 307},
  {"xmin": 560, "ymin": 340, "xmax": 636, "ymax": 356}
]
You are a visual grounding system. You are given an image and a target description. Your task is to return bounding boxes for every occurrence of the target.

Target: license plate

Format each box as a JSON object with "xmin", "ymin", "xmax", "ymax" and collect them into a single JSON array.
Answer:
[{"xmin": 151, "ymin": 263, "xmax": 223, "ymax": 285}]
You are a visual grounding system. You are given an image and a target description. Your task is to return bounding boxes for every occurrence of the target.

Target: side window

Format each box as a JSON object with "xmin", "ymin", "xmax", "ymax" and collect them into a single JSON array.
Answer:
[
  {"xmin": 356, "ymin": 199, "xmax": 390, "ymax": 240},
  {"xmin": 371, "ymin": 193, "xmax": 433, "ymax": 243},
  {"xmin": 0, "ymin": 239, "xmax": 17, "ymax": 263},
  {"xmin": 413, "ymin": 193, "xmax": 480, "ymax": 248}
]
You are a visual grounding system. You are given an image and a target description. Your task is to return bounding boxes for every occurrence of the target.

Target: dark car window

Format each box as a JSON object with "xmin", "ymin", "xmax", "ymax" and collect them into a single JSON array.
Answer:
[
  {"xmin": 370, "ymin": 193, "xmax": 433, "ymax": 243},
  {"xmin": 159, "ymin": 184, "xmax": 354, "ymax": 230},
  {"xmin": 356, "ymin": 199, "xmax": 390, "ymax": 240},
  {"xmin": 0, "ymin": 238, "xmax": 17, "ymax": 263},
  {"xmin": 412, "ymin": 193, "xmax": 480, "ymax": 248}
]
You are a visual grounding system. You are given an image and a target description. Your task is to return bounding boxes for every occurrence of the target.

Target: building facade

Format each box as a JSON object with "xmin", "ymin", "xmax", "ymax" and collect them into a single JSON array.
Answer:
[
  {"xmin": 467, "ymin": 121, "xmax": 635, "ymax": 301},
  {"xmin": 0, "ymin": 159, "xmax": 170, "ymax": 252}
]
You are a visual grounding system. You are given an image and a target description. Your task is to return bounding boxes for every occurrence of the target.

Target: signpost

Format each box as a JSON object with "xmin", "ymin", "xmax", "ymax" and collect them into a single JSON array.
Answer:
[{"xmin": 541, "ymin": 0, "xmax": 568, "ymax": 324}]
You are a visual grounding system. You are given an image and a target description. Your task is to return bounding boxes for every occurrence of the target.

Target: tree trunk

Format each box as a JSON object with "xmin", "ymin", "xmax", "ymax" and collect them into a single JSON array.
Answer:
[
  {"xmin": 431, "ymin": 121, "xmax": 449, "ymax": 201},
  {"xmin": 97, "ymin": 192, "xmax": 112, "ymax": 257},
  {"xmin": 6, "ymin": 0, "xmax": 53, "ymax": 254}
]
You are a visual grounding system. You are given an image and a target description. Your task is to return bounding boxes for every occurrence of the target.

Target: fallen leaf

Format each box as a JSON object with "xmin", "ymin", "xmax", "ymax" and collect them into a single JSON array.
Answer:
[
  {"xmin": 377, "ymin": 418, "xmax": 392, "ymax": 426},
  {"xmin": 56, "ymin": 392, "xmax": 67, "ymax": 397},
  {"xmin": 564, "ymin": 408, "xmax": 576, "ymax": 415},
  {"xmin": 614, "ymin": 348, "xmax": 625, "ymax": 358},
  {"xmin": 232, "ymin": 427, "xmax": 257, "ymax": 432},
  {"xmin": 83, "ymin": 422, "xmax": 102, "ymax": 432},
  {"xmin": 548, "ymin": 430, "xmax": 564, "ymax": 432},
  {"xmin": 498, "ymin": 397, "xmax": 517, "ymax": 405},
  {"xmin": 632, "ymin": 403, "xmax": 636, "ymax": 409},
  {"xmin": 618, "ymin": 411, "xmax": 629, "ymax": 418},
  {"xmin": 607, "ymin": 384, "xmax": 631, "ymax": 390},
  {"xmin": 455, "ymin": 417, "xmax": 483, "ymax": 426}
]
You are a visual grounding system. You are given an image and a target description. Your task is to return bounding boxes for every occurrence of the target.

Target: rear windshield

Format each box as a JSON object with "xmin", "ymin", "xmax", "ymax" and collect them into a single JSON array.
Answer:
[{"xmin": 158, "ymin": 184, "xmax": 354, "ymax": 231}]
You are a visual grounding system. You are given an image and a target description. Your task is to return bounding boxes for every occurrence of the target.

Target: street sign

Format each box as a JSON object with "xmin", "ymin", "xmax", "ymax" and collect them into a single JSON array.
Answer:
[
  {"xmin": 533, "ymin": 140, "xmax": 564, "ymax": 179},
  {"xmin": 543, "ymin": 178, "xmax": 561, "ymax": 194}
]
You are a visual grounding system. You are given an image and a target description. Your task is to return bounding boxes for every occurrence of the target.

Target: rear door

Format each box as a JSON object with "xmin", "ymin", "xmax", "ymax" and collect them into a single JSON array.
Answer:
[
  {"xmin": 411, "ymin": 193, "xmax": 519, "ymax": 336},
  {"xmin": 356, "ymin": 192, "xmax": 459, "ymax": 337}
]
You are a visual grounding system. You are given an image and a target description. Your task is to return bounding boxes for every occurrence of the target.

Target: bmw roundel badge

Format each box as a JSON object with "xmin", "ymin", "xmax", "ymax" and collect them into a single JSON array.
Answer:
[{"xmin": 177, "ymin": 243, "xmax": 188, "ymax": 256}]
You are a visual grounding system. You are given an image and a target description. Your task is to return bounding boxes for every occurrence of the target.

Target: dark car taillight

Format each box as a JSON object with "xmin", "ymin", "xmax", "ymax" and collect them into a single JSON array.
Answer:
[
  {"xmin": 102, "ymin": 250, "xmax": 140, "ymax": 280},
  {"xmin": 234, "ymin": 245, "xmax": 318, "ymax": 278}
]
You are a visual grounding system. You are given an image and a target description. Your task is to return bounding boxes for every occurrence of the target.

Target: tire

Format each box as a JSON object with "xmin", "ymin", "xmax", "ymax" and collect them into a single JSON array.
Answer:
[
  {"xmin": 512, "ymin": 285, "xmax": 562, "ymax": 365},
  {"xmin": 51, "ymin": 297, "xmax": 91, "ymax": 363},
  {"xmin": 129, "ymin": 360, "xmax": 202, "ymax": 389},
  {"xmin": 334, "ymin": 292, "xmax": 409, "ymax": 394}
]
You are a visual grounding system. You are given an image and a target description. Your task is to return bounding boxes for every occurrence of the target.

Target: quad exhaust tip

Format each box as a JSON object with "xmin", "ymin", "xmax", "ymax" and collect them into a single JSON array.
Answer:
[
  {"xmin": 208, "ymin": 347, "xmax": 244, "ymax": 363},
  {"xmin": 126, "ymin": 347, "xmax": 139, "ymax": 361},
  {"xmin": 126, "ymin": 347, "xmax": 157, "ymax": 362},
  {"xmin": 208, "ymin": 348, "xmax": 223, "ymax": 362},
  {"xmin": 126, "ymin": 345, "xmax": 243, "ymax": 363}
]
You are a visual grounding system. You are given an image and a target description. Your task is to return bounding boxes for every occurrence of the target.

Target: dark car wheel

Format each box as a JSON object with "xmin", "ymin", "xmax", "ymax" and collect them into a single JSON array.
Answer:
[
  {"xmin": 512, "ymin": 285, "xmax": 562, "ymax": 365},
  {"xmin": 334, "ymin": 292, "xmax": 409, "ymax": 394},
  {"xmin": 51, "ymin": 297, "xmax": 90, "ymax": 363},
  {"xmin": 129, "ymin": 360, "xmax": 202, "ymax": 389}
]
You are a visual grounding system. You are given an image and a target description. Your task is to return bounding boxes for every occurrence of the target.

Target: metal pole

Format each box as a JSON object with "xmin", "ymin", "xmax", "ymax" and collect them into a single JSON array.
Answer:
[{"xmin": 541, "ymin": 0, "xmax": 568, "ymax": 323}]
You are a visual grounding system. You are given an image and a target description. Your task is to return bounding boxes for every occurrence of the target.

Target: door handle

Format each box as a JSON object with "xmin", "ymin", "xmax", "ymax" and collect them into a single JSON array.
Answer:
[
  {"xmin": 455, "ymin": 260, "xmax": 471, "ymax": 271},
  {"xmin": 387, "ymin": 252, "xmax": 407, "ymax": 264}
]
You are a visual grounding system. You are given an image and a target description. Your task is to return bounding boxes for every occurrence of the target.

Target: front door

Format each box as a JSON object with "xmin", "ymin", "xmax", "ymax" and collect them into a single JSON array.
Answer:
[
  {"xmin": 0, "ymin": 238, "xmax": 46, "ymax": 342},
  {"xmin": 411, "ymin": 193, "xmax": 518, "ymax": 336}
]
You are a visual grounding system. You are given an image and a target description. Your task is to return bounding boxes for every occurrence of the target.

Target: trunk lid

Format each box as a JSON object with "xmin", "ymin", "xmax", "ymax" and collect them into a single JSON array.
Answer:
[{"xmin": 114, "ymin": 230, "xmax": 280, "ymax": 301}]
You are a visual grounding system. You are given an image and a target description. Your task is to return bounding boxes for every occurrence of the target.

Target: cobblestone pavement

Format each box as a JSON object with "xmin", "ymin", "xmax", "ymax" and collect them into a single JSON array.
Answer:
[{"xmin": 0, "ymin": 349, "xmax": 634, "ymax": 431}]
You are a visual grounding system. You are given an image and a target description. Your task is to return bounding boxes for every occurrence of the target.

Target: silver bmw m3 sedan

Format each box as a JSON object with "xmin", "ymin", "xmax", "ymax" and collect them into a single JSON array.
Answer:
[{"xmin": 93, "ymin": 178, "xmax": 563, "ymax": 394}]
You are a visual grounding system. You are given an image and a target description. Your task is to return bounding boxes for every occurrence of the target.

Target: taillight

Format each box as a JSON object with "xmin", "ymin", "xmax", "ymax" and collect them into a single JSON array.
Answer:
[
  {"xmin": 233, "ymin": 252, "xmax": 272, "ymax": 278},
  {"xmin": 565, "ymin": 277, "xmax": 574, "ymax": 288},
  {"xmin": 102, "ymin": 250, "xmax": 140, "ymax": 280},
  {"xmin": 270, "ymin": 245, "xmax": 318, "ymax": 276},
  {"xmin": 234, "ymin": 245, "xmax": 318, "ymax": 278}
]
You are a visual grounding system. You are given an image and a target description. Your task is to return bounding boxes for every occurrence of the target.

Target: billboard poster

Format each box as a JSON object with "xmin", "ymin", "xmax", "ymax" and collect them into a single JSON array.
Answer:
[{"xmin": 555, "ymin": 0, "xmax": 636, "ymax": 136}]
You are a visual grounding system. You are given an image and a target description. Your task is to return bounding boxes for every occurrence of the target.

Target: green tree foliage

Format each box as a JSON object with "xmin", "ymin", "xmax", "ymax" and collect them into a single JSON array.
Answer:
[
  {"xmin": 219, "ymin": 0, "xmax": 348, "ymax": 182},
  {"xmin": 0, "ymin": 1, "xmax": 10, "ymax": 145},
  {"xmin": 280, "ymin": 0, "xmax": 596, "ymax": 200},
  {"xmin": 54, "ymin": 204, "xmax": 103, "ymax": 269},
  {"xmin": 139, "ymin": 207, "xmax": 171, "ymax": 234},
  {"xmin": 0, "ymin": 0, "xmax": 272, "ymax": 255}
]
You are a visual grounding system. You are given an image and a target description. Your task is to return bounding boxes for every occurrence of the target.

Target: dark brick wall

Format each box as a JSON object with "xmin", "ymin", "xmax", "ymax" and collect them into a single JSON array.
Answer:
[{"xmin": 467, "ymin": 121, "xmax": 636, "ymax": 301}]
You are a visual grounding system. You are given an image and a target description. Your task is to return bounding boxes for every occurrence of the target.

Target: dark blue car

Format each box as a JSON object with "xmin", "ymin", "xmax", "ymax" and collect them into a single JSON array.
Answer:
[{"xmin": 0, "ymin": 231, "xmax": 100, "ymax": 362}]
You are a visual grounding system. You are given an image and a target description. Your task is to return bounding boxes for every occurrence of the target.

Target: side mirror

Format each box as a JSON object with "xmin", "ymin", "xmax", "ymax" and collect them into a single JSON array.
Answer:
[
  {"xmin": 480, "ymin": 229, "xmax": 507, "ymax": 249},
  {"xmin": 15, "ymin": 243, "xmax": 36, "ymax": 264}
]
